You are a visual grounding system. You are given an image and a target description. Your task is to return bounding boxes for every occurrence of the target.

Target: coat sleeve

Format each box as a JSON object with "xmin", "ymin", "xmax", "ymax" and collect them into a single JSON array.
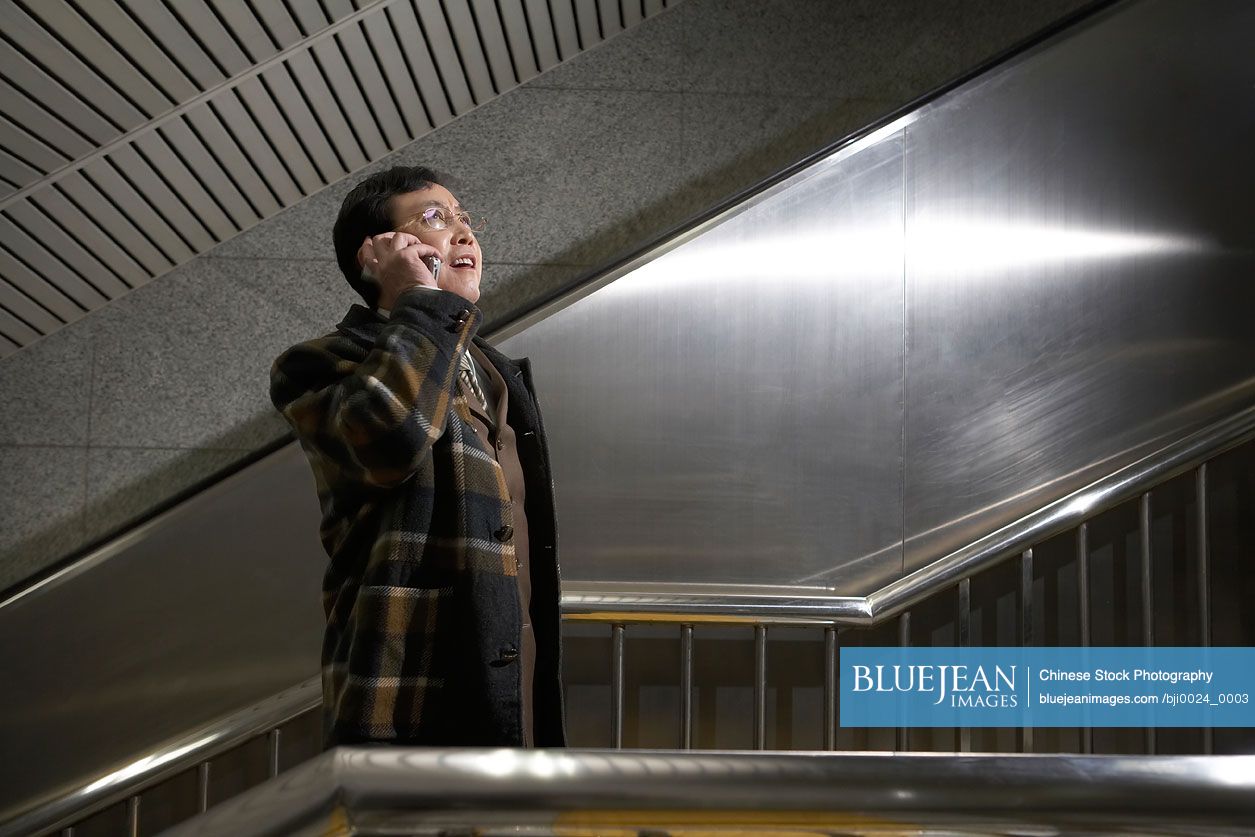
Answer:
[{"xmin": 270, "ymin": 287, "xmax": 482, "ymax": 489}]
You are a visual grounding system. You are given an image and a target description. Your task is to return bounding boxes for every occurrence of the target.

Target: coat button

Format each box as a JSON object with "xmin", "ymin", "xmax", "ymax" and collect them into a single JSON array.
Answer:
[
  {"xmin": 494, "ymin": 525, "xmax": 514, "ymax": 542},
  {"xmin": 495, "ymin": 438, "xmax": 505, "ymax": 451},
  {"xmin": 497, "ymin": 645, "xmax": 519, "ymax": 664}
]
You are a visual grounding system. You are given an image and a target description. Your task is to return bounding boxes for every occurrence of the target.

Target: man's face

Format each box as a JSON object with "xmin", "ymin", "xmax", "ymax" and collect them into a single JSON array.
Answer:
[{"xmin": 388, "ymin": 184, "xmax": 483, "ymax": 304}]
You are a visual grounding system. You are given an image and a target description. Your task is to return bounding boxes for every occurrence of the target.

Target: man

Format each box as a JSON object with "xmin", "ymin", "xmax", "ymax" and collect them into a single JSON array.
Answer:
[{"xmin": 270, "ymin": 166, "xmax": 566, "ymax": 749}]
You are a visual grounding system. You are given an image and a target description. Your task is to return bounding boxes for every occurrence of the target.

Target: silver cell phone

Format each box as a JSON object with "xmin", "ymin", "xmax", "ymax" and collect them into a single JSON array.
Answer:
[{"xmin": 424, "ymin": 256, "xmax": 442, "ymax": 284}]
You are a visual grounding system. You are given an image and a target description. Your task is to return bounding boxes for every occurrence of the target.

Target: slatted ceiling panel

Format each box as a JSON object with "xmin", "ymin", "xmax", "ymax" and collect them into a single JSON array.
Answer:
[
  {"xmin": 29, "ymin": 188, "xmax": 150, "ymax": 287},
  {"xmin": 0, "ymin": 249, "xmax": 82, "ymax": 323},
  {"xmin": 159, "ymin": 120, "xmax": 260, "ymax": 229},
  {"xmin": 361, "ymin": 10, "xmax": 433, "ymax": 136},
  {"xmin": 336, "ymin": 23, "xmax": 412, "ymax": 148},
  {"xmin": 440, "ymin": 0, "xmax": 498, "ymax": 102},
  {"xmin": 181, "ymin": 107, "xmax": 282, "ymax": 217},
  {"xmin": 0, "ymin": 0, "xmax": 664, "ymax": 355},
  {"xmin": 73, "ymin": 2, "xmax": 201, "ymax": 102},
  {"xmin": 205, "ymin": 94, "xmax": 303, "ymax": 206},
  {"xmin": 0, "ymin": 3, "xmax": 144, "ymax": 131},
  {"xmin": 16, "ymin": 0, "xmax": 174, "ymax": 117},
  {"xmin": 0, "ymin": 148, "xmax": 43, "ymax": 191},
  {"xmin": 0, "ymin": 213, "xmax": 111, "ymax": 307},
  {"xmin": 5, "ymin": 200, "xmax": 134, "ymax": 297},
  {"xmin": 573, "ymin": 0, "xmax": 601, "ymax": 51},
  {"xmin": 622, "ymin": 0, "xmax": 644, "ymax": 28},
  {"xmin": 262, "ymin": 60, "xmax": 352, "ymax": 181},
  {"xmin": 0, "ymin": 79, "xmax": 95, "ymax": 161},
  {"xmin": 132, "ymin": 130, "xmax": 239, "ymax": 241},
  {"xmin": 0, "ymin": 298, "xmax": 42, "ymax": 340},
  {"xmin": 166, "ymin": 0, "xmax": 252, "ymax": 76},
  {"xmin": 0, "ymin": 279, "xmax": 61, "ymax": 333},
  {"xmin": 232, "ymin": 76, "xmax": 323, "ymax": 194},
  {"xmin": 206, "ymin": 0, "xmax": 281, "ymax": 63},
  {"xmin": 468, "ymin": 0, "xmax": 521, "ymax": 92},
  {"xmin": 104, "ymin": 144, "xmax": 214, "ymax": 251},
  {"xmin": 118, "ymin": 0, "xmax": 225, "ymax": 89},
  {"xmin": 548, "ymin": 0, "xmax": 580, "ymax": 60},
  {"xmin": 393, "ymin": 1, "xmax": 460, "ymax": 123},
  {"xmin": 0, "ymin": 331, "xmax": 20, "ymax": 356},
  {"xmin": 0, "ymin": 114, "xmax": 72, "ymax": 175},
  {"xmin": 246, "ymin": 0, "xmax": 305, "ymax": 49},
  {"xmin": 81, "ymin": 157, "xmax": 195, "ymax": 263},
  {"xmin": 521, "ymin": 0, "xmax": 560, "ymax": 71},
  {"xmin": 55, "ymin": 173, "xmax": 174, "ymax": 274},
  {"xmin": 0, "ymin": 41, "xmax": 120, "ymax": 146},
  {"xmin": 278, "ymin": 55, "xmax": 365, "ymax": 175},
  {"xmin": 310, "ymin": 41, "xmax": 390, "ymax": 160},
  {"xmin": 283, "ymin": 0, "xmax": 331, "ymax": 36}
]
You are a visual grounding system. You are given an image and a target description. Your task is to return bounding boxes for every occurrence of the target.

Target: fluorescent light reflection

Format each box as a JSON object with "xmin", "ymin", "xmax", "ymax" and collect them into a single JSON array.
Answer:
[{"xmin": 603, "ymin": 221, "xmax": 1205, "ymax": 297}]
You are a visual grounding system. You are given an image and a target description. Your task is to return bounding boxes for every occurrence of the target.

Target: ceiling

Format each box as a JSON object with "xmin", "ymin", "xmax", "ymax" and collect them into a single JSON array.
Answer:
[{"xmin": 0, "ymin": 0, "xmax": 671, "ymax": 358}]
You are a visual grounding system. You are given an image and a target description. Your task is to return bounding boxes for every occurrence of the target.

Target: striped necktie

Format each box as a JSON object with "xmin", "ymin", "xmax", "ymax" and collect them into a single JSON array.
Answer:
[{"xmin": 459, "ymin": 354, "xmax": 490, "ymax": 419}]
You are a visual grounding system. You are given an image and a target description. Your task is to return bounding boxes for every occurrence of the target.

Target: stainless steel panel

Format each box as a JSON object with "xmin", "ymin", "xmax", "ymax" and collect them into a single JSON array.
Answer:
[
  {"xmin": 119, "ymin": 0, "xmax": 225, "ymax": 90},
  {"xmin": 159, "ymin": 119, "xmax": 260, "ymax": 229},
  {"xmin": 573, "ymin": 0, "xmax": 601, "ymax": 51},
  {"xmin": 0, "ymin": 77, "xmax": 93, "ymax": 160},
  {"xmin": 599, "ymin": 0, "xmax": 623, "ymax": 37},
  {"xmin": 309, "ymin": 39, "xmax": 389, "ymax": 160},
  {"xmin": 899, "ymin": 0, "xmax": 1255, "ymax": 578},
  {"xmin": 55, "ymin": 171, "xmax": 175, "ymax": 274},
  {"xmin": 30, "ymin": 188, "xmax": 149, "ymax": 284},
  {"xmin": 4, "ymin": 199, "xmax": 132, "ymax": 297},
  {"xmin": 414, "ymin": 0, "xmax": 477, "ymax": 114},
  {"xmin": 206, "ymin": 0, "xmax": 280, "ymax": 64},
  {"xmin": 0, "ymin": 147, "xmax": 41, "ymax": 190},
  {"xmin": 0, "ymin": 113, "xmax": 70, "ymax": 173},
  {"xmin": 74, "ymin": 2, "xmax": 200, "ymax": 102},
  {"xmin": 0, "ymin": 305, "xmax": 38, "ymax": 344},
  {"xmin": 0, "ymin": 444, "xmax": 325, "ymax": 821},
  {"xmin": 501, "ymin": 133, "xmax": 906, "ymax": 593},
  {"xmin": 167, "ymin": 0, "xmax": 250, "ymax": 76},
  {"xmin": 0, "ymin": 275, "xmax": 59, "ymax": 333},
  {"xmin": 550, "ymin": 0, "xmax": 581, "ymax": 60}
]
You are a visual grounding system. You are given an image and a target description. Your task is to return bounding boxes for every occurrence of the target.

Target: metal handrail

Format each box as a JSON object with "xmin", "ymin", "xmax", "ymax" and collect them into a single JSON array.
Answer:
[
  {"xmin": 563, "ymin": 402, "xmax": 1255, "ymax": 625},
  {"xmin": 163, "ymin": 748, "xmax": 1255, "ymax": 837},
  {"xmin": 0, "ymin": 679, "xmax": 321, "ymax": 837},
  {"xmin": 10, "ymin": 401, "xmax": 1253, "ymax": 836}
]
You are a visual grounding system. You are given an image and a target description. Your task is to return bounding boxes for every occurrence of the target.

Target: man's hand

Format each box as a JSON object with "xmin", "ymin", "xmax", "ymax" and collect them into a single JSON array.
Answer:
[{"xmin": 358, "ymin": 232, "xmax": 442, "ymax": 311}]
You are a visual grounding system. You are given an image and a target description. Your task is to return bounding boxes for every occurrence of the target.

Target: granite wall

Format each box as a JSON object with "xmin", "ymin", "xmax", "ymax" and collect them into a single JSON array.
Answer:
[{"xmin": 0, "ymin": 0, "xmax": 1092, "ymax": 592}]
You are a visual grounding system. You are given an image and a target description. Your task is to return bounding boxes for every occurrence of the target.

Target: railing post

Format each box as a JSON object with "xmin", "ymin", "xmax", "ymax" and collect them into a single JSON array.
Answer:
[
  {"xmin": 680, "ymin": 624, "xmax": 694, "ymax": 750},
  {"xmin": 1077, "ymin": 523, "xmax": 1092, "ymax": 755},
  {"xmin": 1140, "ymin": 492, "xmax": 1156, "ymax": 755},
  {"xmin": 824, "ymin": 626, "xmax": 838, "ymax": 751},
  {"xmin": 197, "ymin": 761, "xmax": 210, "ymax": 813},
  {"xmin": 611, "ymin": 623, "xmax": 625, "ymax": 749},
  {"xmin": 1197, "ymin": 465, "xmax": 1213, "ymax": 755},
  {"xmin": 753, "ymin": 625, "xmax": 768, "ymax": 750},
  {"xmin": 957, "ymin": 577, "xmax": 971, "ymax": 754},
  {"xmin": 1020, "ymin": 548, "xmax": 1034, "ymax": 754}
]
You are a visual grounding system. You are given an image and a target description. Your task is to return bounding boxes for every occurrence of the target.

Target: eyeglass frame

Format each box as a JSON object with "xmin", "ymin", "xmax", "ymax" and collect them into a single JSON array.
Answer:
[{"xmin": 394, "ymin": 204, "xmax": 487, "ymax": 235}]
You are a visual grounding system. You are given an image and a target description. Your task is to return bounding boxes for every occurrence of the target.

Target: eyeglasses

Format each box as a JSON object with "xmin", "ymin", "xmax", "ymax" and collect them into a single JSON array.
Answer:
[{"xmin": 396, "ymin": 206, "xmax": 487, "ymax": 234}]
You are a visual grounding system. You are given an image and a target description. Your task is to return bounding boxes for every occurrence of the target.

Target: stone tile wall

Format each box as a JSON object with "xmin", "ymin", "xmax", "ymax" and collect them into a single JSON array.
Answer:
[{"xmin": 0, "ymin": 0, "xmax": 1091, "ymax": 592}]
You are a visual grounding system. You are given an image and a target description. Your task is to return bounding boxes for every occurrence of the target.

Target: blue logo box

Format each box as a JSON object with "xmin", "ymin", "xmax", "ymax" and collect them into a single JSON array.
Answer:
[{"xmin": 839, "ymin": 647, "xmax": 1255, "ymax": 727}]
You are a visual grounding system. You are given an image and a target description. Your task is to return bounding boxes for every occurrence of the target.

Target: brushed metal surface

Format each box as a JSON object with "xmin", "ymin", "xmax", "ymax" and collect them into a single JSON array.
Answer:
[
  {"xmin": 500, "ymin": 134, "xmax": 906, "ymax": 594},
  {"xmin": 164, "ymin": 748, "xmax": 1255, "ymax": 837},
  {"xmin": 896, "ymin": 0, "xmax": 1255, "ymax": 577},
  {"xmin": 0, "ymin": 444, "xmax": 325, "ymax": 822}
]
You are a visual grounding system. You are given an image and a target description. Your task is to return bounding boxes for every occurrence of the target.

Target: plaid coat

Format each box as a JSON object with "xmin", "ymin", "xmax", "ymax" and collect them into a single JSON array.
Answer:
[{"xmin": 270, "ymin": 286, "xmax": 566, "ymax": 748}]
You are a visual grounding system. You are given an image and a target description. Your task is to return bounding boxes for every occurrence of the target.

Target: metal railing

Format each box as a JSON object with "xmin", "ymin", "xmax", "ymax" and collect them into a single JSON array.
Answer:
[
  {"xmin": 161, "ymin": 748, "xmax": 1255, "ymax": 837},
  {"xmin": 9, "ymin": 402, "xmax": 1252, "ymax": 837}
]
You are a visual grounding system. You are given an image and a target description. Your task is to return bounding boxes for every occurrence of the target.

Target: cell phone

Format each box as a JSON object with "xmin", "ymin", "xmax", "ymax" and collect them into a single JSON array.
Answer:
[{"xmin": 424, "ymin": 256, "xmax": 442, "ymax": 284}]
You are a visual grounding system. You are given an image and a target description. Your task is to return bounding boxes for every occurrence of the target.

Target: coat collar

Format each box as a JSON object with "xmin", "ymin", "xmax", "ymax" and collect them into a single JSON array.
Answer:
[{"xmin": 334, "ymin": 302, "xmax": 525, "ymax": 380}]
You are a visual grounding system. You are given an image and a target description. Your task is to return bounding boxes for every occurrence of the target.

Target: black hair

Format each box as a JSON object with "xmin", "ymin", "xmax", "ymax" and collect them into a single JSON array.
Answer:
[{"xmin": 332, "ymin": 165, "xmax": 446, "ymax": 307}]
